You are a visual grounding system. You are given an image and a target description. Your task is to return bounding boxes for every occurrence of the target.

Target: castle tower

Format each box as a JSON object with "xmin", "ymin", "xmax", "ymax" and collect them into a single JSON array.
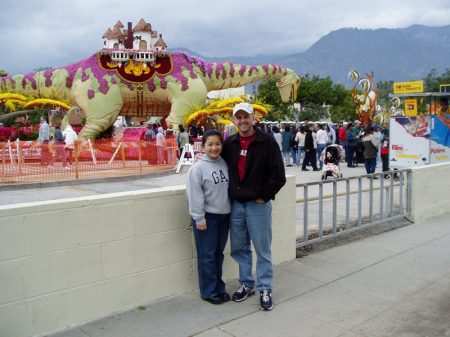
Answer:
[
  {"xmin": 132, "ymin": 18, "xmax": 153, "ymax": 50},
  {"xmin": 108, "ymin": 22, "xmax": 125, "ymax": 49},
  {"xmin": 155, "ymin": 34, "xmax": 167, "ymax": 51}
]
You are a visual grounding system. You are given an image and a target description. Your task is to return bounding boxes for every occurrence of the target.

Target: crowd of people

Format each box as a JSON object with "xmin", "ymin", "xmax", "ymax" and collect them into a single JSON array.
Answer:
[{"xmin": 236, "ymin": 118, "xmax": 390, "ymax": 178}]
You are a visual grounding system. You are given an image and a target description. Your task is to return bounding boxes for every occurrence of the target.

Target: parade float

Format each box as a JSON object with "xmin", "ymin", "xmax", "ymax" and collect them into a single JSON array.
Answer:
[{"xmin": 0, "ymin": 18, "xmax": 300, "ymax": 141}]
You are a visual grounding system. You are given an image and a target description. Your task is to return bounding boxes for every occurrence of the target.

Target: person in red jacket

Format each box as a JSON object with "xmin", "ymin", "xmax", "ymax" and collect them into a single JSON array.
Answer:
[{"xmin": 339, "ymin": 122, "xmax": 348, "ymax": 159}]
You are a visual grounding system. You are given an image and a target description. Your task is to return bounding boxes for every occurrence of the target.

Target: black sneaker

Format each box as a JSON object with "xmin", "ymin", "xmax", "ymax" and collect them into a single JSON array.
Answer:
[
  {"xmin": 260, "ymin": 289, "xmax": 273, "ymax": 311},
  {"xmin": 232, "ymin": 284, "xmax": 255, "ymax": 302},
  {"xmin": 301, "ymin": 168, "xmax": 309, "ymax": 171},
  {"xmin": 219, "ymin": 292, "xmax": 231, "ymax": 302}
]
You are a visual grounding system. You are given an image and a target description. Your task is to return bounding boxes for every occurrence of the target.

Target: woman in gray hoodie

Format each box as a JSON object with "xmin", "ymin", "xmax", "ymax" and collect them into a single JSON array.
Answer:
[{"xmin": 186, "ymin": 129, "xmax": 231, "ymax": 305}]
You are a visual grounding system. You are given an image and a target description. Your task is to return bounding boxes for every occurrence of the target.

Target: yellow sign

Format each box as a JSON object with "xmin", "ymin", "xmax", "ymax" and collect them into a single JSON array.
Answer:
[
  {"xmin": 404, "ymin": 99, "xmax": 418, "ymax": 116},
  {"xmin": 394, "ymin": 81, "xmax": 424, "ymax": 94}
]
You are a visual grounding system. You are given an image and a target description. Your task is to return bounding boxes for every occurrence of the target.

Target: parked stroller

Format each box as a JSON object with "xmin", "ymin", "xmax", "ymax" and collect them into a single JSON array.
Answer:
[
  {"xmin": 353, "ymin": 142, "xmax": 365, "ymax": 167},
  {"xmin": 320, "ymin": 144, "xmax": 345, "ymax": 180}
]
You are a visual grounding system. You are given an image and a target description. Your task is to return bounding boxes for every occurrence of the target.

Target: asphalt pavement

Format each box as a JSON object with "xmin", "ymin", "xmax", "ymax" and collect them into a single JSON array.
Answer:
[{"xmin": 47, "ymin": 212, "xmax": 450, "ymax": 337}]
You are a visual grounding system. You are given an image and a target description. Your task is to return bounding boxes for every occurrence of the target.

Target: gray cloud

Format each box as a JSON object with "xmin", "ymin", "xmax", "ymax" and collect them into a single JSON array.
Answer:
[{"xmin": 1, "ymin": 0, "xmax": 450, "ymax": 75}]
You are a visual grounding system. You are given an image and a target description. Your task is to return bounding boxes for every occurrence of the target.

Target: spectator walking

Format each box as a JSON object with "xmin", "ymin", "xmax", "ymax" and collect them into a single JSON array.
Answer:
[
  {"xmin": 290, "ymin": 126, "xmax": 298, "ymax": 167},
  {"xmin": 49, "ymin": 119, "xmax": 68, "ymax": 169},
  {"xmin": 156, "ymin": 127, "xmax": 166, "ymax": 164},
  {"xmin": 373, "ymin": 125, "xmax": 383, "ymax": 167},
  {"xmin": 339, "ymin": 122, "xmax": 348, "ymax": 159},
  {"xmin": 316, "ymin": 124, "xmax": 328, "ymax": 169},
  {"xmin": 281, "ymin": 125, "xmax": 293, "ymax": 166},
  {"xmin": 345, "ymin": 123, "xmax": 359, "ymax": 167},
  {"xmin": 302, "ymin": 124, "xmax": 320, "ymax": 171},
  {"xmin": 178, "ymin": 126, "xmax": 189, "ymax": 158},
  {"xmin": 38, "ymin": 116, "xmax": 50, "ymax": 166},
  {"xmin": 295, "ymin": 126, "xmax": 306, "ymax": 167},
  {"xmin": 144, "ymin": 123, "xmax": 157, "ymax": 164},
  {"xmin": 62, "ymin": 125, "xmax": 78, "ymax": 165},
  {"xmin": 273, "ymin": 126, "xmax": 282, "ymax": 152},
  {"xmin": 362, "ymin": 126, "xmax": 378, "ymax": 178},
  {"xmin": 325, "ymin": 123, "xmax": 336, "ymax": 145}
]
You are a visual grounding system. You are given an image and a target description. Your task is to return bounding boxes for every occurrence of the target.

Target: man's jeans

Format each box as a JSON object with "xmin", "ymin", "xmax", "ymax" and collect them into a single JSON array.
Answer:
[
  {"xmin": 230, "ymin": 199, "xmax": 273, "ymax": 291},
  {"xmin": 192, "ymin": 213, "xmax": 229, "ymax": 299}
]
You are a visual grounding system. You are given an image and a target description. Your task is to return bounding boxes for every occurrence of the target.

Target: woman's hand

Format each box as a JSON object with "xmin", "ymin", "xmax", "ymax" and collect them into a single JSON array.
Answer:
[
  {"xmin": 197, "ymin": 222, "xmax": 207, "ymax": 230},
  {"xmin": 255, "ymin": 198, "xmax": 265, "ymax": 203},
  {"xmin": 193, "ymin": 153, "xmax": 203, "ymax": 163}
]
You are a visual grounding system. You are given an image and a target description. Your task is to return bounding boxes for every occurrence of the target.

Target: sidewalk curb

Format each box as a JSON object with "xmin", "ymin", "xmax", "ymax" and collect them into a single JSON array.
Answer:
[{"xmin": 0, "ymin": 168, "xmax": 177, "ymax": 191}]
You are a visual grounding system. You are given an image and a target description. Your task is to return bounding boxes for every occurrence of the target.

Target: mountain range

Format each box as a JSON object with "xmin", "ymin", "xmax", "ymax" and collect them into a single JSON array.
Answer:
[{"xmin": 170, "ymin": 24, "xmax": 450, "ymax": 88}]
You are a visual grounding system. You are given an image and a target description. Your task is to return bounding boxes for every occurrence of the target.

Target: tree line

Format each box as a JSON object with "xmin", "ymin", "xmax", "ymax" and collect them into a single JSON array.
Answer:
[{"xmin": 256, "ymin": 69, "xmax": 450, "ymax": 123}]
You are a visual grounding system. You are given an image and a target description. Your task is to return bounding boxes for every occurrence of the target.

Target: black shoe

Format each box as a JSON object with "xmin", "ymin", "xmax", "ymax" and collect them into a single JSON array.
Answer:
[
  {"xmin": 202, "ymin": 295, "xmax": 223, "ymax": 305},
  {"xmin": 287, "ymin": 165, "xmax": 293, "ymax": 167},
  {"xmin": 260, "ymin": 290, "xmax": 273, "ymax": 311},
  {"xmin": 373, "ymin": 176, "xmax": 378, "ymax": 179},
  {"xmin": 219, "ymin": 292, "xmax": 230, "ymax": 302},
  {"xmin": 232, "ymin": 284, "xmax": 255, "ymax": 302},
  {"xmin": 313, "ymin": 168, "xmax": 321, "ymax": 171},
  {"xmin": 301, "ymin": 168, "xmax": 309, "ymax": 171}
]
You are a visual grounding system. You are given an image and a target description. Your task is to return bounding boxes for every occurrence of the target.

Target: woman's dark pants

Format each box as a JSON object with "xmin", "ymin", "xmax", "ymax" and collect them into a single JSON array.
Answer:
[{"xmin": 192, "ymin": 213, "xmax": 229, "ymax": 299}]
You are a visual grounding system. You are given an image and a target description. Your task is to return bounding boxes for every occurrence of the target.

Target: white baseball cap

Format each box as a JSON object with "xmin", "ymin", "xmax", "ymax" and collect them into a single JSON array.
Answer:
[
  {"xmin": 343, "ymin": 122, "xmax": 348, "ymax": 125},
  {"xmin": 233, "ymin": 103, "xmax": 254, "ymax": 116}
]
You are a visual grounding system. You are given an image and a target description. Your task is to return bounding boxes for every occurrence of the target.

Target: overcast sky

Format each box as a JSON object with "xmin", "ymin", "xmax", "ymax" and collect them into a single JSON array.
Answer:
[{"xmin": 1, "ymin": 0, "xmax": 449, "ymax": 76}]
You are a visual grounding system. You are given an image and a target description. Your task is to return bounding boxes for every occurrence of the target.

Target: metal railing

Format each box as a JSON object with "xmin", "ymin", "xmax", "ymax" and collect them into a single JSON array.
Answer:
[{"xmin": 296, "ymin": 169, "xmax": 411, "ymax": 248}]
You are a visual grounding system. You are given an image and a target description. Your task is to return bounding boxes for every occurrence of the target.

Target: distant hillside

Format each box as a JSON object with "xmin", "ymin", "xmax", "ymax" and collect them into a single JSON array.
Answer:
[
  {"xmin": 273, "ymin": 24, "xmax": 450, "ymax": 86},
  {"xmin": 172, "ymin": 25, "xmax": 450, "ymax": 87}
]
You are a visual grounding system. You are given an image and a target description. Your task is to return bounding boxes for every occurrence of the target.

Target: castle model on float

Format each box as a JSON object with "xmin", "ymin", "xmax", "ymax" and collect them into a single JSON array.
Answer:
[{"xmin": 102, "ymin": 19, "xmax": 167, "ymax": 67}]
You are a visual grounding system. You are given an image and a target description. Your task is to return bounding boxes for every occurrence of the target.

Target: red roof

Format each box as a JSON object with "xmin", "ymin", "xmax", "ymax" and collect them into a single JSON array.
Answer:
[
  {"xmin": 102, "ymin": 28, "xmax": 112, "ymax": 39},
  {"xmin": 109, "ymin": 24, "xmax": 125, "ymax": 39},
  {"xmin": 151, "ymin": 30, "xmax": 158, "ymax": 38},
  {"xmin": 133, "ymin": 18, "xmax": 152, "ymax": 32},
  {"xmin": 155, "ymin": 35, "xmax": 167, "ymax": 47},
  {"xmin": 116, "ymin": 20, "xmax": 124, "ymax": 28}
]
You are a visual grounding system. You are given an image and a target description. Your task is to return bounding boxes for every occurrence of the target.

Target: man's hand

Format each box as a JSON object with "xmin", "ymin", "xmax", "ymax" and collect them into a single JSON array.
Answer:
[
  {"xmin": 255, "ymin": 198, "xmax": 265, "ymax": 204},
  {"xmin": 197, "ymin": 222, "xmax": 207, "ymax": 230},
  {"xmin": 306, "ymin": 149, "xmax": 310, "ymax": 152},
  {"xmin": 193, "ymin": 153, "xmax": 203, "ymax": 163}
]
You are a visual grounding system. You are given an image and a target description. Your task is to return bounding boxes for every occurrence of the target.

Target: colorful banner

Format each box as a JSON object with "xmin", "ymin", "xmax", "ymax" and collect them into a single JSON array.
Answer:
[
  {"xmin": 390, "ymin": 116, "xmax": 430, "ymax": 168},
  {"xmin": 430, "ymin": 115, "xmax": 450, "ymax": 164},
  {"xmin": 394, "ymin": 81, "xmax": 424, "ymax": 94},
  {"xmin": 404, "ymin": 99, "xmax": 418, "ymax": 116}
]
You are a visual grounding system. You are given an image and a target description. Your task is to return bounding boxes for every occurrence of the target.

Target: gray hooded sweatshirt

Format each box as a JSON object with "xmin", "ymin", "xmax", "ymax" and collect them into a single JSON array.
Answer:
[{"xmin": 186, "ymin": 154, "xmax": 231, "ymax": 224}]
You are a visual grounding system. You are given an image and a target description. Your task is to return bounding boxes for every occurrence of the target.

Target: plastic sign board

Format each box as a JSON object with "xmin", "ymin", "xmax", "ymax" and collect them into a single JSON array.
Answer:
[
  {"xmin": 394, "ymin": 81, "xmax": 424, "ymax": 94},
  {"xmin": 430, "ymin": 115, "xmax": 450, "ymax": 164},
  {"xmin": 404, "ymin": 99, "xmax": 418, "ymax": 116},
  {"xmin": 389, "ymin": 116, "xmax": 430, "ymax": 168}
]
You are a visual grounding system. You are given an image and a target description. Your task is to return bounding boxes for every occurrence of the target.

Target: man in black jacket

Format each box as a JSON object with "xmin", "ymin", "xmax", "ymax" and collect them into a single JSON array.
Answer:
[
  {"xmin": 220, "ymin": 103, "xmax": 286, "ymax": 311},
  {"xmin": 302, "ymin": 125, "xmax": 320, "ymax": 171}
]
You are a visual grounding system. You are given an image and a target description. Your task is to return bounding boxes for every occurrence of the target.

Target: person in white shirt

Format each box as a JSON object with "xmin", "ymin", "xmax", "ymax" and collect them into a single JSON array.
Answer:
[
  {"xmin": 62, "ymin": 125, "xmax": 78, "ymax": 165},
  {"xmin": 316, "ymin": 124, "xmax": 328, "ymax": 169},
  {"xmin": 272, "ymin": 126, "xmax": 282, "ymax": 151},
  {"xmin": 373, "ymin": 125, "xmax": 383, "ymax": 167},
  {"xmin": 295, "ymin": 126, "xmax": 306, "ymax": 167},
  {"xmin": 325, "ymin": 123, "xmax": 336, "ymax": 145}
]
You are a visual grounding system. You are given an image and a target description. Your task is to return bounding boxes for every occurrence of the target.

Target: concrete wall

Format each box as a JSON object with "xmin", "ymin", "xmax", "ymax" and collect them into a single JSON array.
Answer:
[
  {"xmin": 0, "ymin": 175, "xmax": 296, "ymax": 337},
  {"xmin": 408, "ymin": 162, "xmax": 450, "ymax": 222}
]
